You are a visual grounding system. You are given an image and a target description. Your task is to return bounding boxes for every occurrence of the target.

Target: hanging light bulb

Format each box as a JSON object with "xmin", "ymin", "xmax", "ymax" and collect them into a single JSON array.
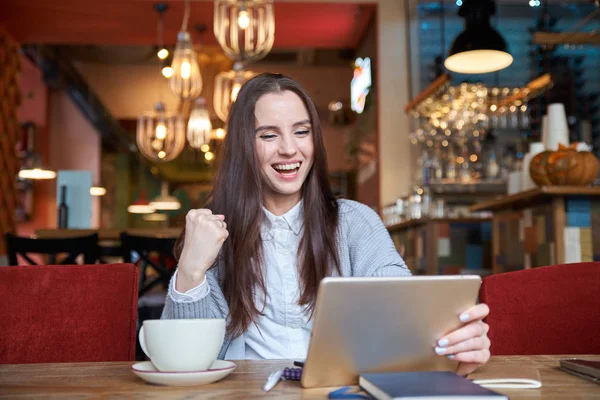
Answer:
[
  {"xmin": 237, "ymin": 9, "xmax": 250, "ymax": 29},
  {"xmin": 157, "ymin": 48, "xmax": 169, "ymax": 60},
  {"xmin": 137, "ymin": 102, "xmax": 186, "ymax": 162},
  {"xmin": 205, "ymin": 151, "xmax": 215, "ymax": 161},
  {"xmin": 170, "ymin": 0, "xmax": 203, "ymax": 99},
  {"xmin": 214, "ymin": 63, "xmax": 256, "ymax": 122},
  {"xmin": 200, "ymin": 144, "xmax": 210, "ymax": 153},
  {"xmin": 214, "ymin": 0, "xmax": 275, "ymax": 63},
  {"xmin": 187, "ymin": 97, "xmax": 212, "ymax": 149},
  {"xmin": 161, "ymin": 58, "xmax": 174, "ymax": 78},
  {"xmin": 150, "ymin": 181, "xmax": 181, "ymax": 211},
  {"xmin": 214, "ymin": 128, "xmax": 226, "ymax": 139}
]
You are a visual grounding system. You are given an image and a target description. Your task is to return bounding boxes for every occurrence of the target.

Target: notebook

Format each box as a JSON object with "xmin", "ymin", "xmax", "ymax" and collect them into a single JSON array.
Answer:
[
  {"xmin": 359, "ymin": 371, "xmax": 509, "ymax": 400},
  {"xmin": 469, "ymin": 366, "xmax": 542, "ymax": 389},
  {"xmin": 560, "ymin": 359, "xmax": 600, "ymax": 384}
]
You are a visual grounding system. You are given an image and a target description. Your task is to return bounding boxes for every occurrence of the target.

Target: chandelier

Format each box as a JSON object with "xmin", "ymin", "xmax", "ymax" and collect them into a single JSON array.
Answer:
[
  {"xmin": 213, "ymin": 0, "xmax": 275, "ymax": 63},
  {"xmin": 214, "ymin": 62, "xmax": 256, "ymax": 122},
  {"xmin": 137, "ymin": 102, "xmax": 186, "ymax": 162},
  {"xmin": 170, "ymin": 0, "xmax": 203, "ymax": 99},
  {"xmin": 406, "ymin": 74, "xmax": 552, "ymax": 147},
  {"xmin": 187, "ymin": 97, "xmax": 213, "ymax": 149}
]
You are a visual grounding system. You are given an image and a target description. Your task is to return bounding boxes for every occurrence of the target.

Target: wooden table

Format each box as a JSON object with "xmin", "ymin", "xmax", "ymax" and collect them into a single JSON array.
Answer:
[{"xmin": 1, "ymin": 356, "xmax": 599, "ymax": 399}]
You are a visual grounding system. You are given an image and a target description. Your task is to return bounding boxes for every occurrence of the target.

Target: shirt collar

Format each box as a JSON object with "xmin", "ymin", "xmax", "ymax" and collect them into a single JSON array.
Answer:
[{"xmin": 262, "ymin": 199, "xmax": 304, "ymax": 236}]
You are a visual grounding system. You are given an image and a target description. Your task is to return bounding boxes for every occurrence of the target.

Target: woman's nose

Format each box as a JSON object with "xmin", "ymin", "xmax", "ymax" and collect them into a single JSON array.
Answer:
[{"xmin": 278, "ymin": 135, "xmax": 297, "ymax": 156}]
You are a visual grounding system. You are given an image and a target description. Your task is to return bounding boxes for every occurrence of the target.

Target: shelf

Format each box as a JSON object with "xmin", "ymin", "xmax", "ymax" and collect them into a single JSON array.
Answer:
[
  {"xmin": 387, "ymin": 217, "xmax": 492, "ymax": 233},
  {"xmin": 470, "ymin": 186, "xmax": 600, "ymax": 212},
  {"xmin": 427, "ymin": 179, "xmax": 507, "ymax": 196}
]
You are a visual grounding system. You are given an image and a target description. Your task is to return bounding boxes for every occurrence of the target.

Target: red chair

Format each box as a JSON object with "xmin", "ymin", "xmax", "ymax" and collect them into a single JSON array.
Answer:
[
  {"xmin": 479, "ymin": 262, "xmax": 600, "ymax": 355},
  {"xmin": 0, "ymin": 263, "xmax": 138, "ymax": 364}
]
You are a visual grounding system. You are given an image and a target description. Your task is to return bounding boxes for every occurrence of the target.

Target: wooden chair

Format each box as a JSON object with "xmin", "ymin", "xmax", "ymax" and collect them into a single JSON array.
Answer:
[
  {"xmin": 119, "ymin": 233, "xmax": 177, "ymax": 297},
  {"xmin": 479, "ymin": 262, "xmax": 600, "ymax": 355},
  {"xmin": 4, "ymin": 233, "xmax": 99, "ymax": 265},
  {"xmin": 0, "ymin": 263, "xmax": 138, "ymax": 364}
]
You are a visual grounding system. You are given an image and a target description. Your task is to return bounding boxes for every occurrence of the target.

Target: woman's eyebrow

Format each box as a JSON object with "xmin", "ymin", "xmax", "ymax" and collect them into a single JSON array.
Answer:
[
  {"xmin": 292, "ymin": 119, "xmax": 311, "ymax": 127},
  {"xmin": 255, "ymin": 125, "xmax": 280, "ymax": 133}
]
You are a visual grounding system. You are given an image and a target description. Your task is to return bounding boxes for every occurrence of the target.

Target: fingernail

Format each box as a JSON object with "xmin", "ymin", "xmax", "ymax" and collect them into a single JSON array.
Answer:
[
  {"xmin": 447, "ymin": 355, "xmax": 455, "ymax": 359},
  {"xmin": 459, "ymin": 313, "xmax": 470, "ymax": 322},
  {"xmin": 437, "ymin": 338, "xmax": 449, "ymax": 347},
  {"xmin": 435, "ymin": 346, "xmax": 447, "ymax": 355}
]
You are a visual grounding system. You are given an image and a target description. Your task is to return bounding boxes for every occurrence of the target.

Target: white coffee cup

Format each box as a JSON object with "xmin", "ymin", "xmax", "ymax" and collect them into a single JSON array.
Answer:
[{"xmin": 139, "ymin": 319, "xmax": 225, "ymax": 372}]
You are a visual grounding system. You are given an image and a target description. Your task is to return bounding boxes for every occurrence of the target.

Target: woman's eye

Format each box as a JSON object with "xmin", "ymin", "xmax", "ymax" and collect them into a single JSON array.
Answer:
[
  {"xmin": 295, "ymin": 130, "xmax": 310, "ymax": 136},
  {"xmin": 259, "ymin": 133, "xmax": 277, "ymax": 140}
]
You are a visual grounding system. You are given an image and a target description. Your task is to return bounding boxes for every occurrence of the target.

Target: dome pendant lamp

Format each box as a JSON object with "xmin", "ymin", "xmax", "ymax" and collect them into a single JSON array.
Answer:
[{"xmin": 444, "ymin": 0, "xmax": 513, "ymax": 74}]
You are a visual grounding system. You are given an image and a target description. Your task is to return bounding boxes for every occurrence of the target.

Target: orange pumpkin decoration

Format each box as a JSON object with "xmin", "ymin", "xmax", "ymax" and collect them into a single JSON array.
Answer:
[
  {"xmin": 529, "ymin": 150, "xmax": 554, "ymax": 186},
  {"xmin": 529, "ymin": 146, "xmax": 599, "ymax": 186}
]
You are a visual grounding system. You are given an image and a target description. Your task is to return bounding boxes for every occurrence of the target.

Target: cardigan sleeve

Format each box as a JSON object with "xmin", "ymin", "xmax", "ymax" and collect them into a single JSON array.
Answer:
[{"xmin": 340, "ymin": 200, "xmax": 412, "ymax": 278}]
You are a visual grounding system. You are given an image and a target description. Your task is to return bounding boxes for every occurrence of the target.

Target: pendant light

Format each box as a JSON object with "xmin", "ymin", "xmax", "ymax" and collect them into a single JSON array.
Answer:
[
  {"xmin": 187, "ymin": 97, "xmax": 212, "ymax": 149},
  {"xmin": 444, "ymin": 0, "xmax": 513, "ymax": 74},
  {"xmin": 128, "ymin": 157, "xmax": 155, "ymax": 214},
  {"xmin": 150, "ymin": 181, "xmax": 181, "ymax": 211},
  {"xmin": 137, "ymin": 5, "xmax": 187, "ymax": 163},
  {"xmin": 170, "ymin": 0, "xmax": 203, "ymax": 99},
  {"xmin": 18, "ymin": 154, "xmax": 56, "ymax": 180},
  {"xmin": 137, "ymin": 102, "xmax": 186, "ymax": 162},
  {"xmin": 214, "ymin": 62, "xmax": 256, "ymax": 122},
  {"xmin": 90, "ymin": 186, "xmax": 106, "ymax": 196},
  {"xmin": 127, "ymin": 190, "xmax": 155, "ymax": 214},
  {"xmin": 214, "ymin": 0, "xmax": 275, "ymax": 63}
]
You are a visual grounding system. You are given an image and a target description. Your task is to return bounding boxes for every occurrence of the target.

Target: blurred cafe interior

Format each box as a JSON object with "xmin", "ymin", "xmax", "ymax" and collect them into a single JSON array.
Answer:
[{"xmin": 1, "ymin": 0, "xmax": 600, "ymax": 354}]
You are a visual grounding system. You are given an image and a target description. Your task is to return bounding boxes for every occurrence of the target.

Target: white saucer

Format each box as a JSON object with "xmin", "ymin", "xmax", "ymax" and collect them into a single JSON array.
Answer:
[{"xmin": 132, "ymin": 360, "xmax": 236, "ymax": 386}]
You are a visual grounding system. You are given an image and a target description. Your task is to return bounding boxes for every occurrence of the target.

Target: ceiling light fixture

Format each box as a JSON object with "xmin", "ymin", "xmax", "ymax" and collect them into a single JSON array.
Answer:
[
  {"xmin": 187, "ymin": 97, "xmax": 212, "ymax": 149},
  {"xmin": 444, "ymin": 0, "xmax": 513, "ymax": 74},
  {"xmin": 214, "ymin": 0, "xmax": 275, "ymax": 63},
  {"xmin": 137, "ymin": 102, "xmax": 186, "ymax": 162},
  {"xmin": 18, "ymin": 154, "xmax": 56, "ymax": 180},
  {"xmin": 214, "ymin": 62, "xmax": 256, "ymax": 122},
  {"xmin": 90, "ymin": 186, "xmax": 106, "ymax": 196},
  {"xmin": 170, "ymin": 0, "xmax": 203, "ymax": 99},
  {"xmin": 149, "ymin": 182, "xmax": 181, "ymax": 211}
]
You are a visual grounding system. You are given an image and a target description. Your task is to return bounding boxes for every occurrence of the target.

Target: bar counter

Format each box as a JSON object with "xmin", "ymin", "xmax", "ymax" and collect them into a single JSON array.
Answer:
[
  {"xmin": 471, "ymin": 186, "xmax": 600, "ymax": 273},
  {"xmin": 387, "ymin": 217, "xmax": 492, "ymax": 275}
]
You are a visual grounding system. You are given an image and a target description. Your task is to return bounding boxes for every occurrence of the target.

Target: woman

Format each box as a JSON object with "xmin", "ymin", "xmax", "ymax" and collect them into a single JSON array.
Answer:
[{"xmin": 162, "ymin": 73, "xmax": 490, "ymax": 375}]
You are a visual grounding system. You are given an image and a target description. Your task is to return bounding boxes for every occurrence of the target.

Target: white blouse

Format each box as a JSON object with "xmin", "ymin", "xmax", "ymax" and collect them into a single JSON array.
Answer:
[{"xmin": 170, "ymin": 200, "xmax": 311, "ymax": 360}]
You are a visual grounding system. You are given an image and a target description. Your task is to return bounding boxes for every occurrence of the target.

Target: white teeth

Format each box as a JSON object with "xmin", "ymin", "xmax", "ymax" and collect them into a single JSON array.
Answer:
[{"xmin": 273, "ymin": 162, "xmax": 300, "ymax": 171}]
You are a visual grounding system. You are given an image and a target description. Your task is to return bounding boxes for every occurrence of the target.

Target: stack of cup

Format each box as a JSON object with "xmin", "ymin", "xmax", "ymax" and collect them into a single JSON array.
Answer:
[
  {"xmin": 544, "ymin": 103, "xmax": 570, "ymax": 150},
  {"xmin": 521, "ymin": 142, "xmax": 545, "ymax": 191}
]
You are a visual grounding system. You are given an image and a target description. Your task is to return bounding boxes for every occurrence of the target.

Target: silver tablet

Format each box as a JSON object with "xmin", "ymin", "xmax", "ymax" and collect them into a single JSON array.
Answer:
[{"xmin": 301, "ymin": 275, "xmax": 482, "ymax": 388}]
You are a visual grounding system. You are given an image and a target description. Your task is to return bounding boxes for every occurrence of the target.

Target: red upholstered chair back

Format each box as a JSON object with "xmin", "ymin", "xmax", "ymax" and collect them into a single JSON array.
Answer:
[
  {"xmin": 0, "ymin": 263, "xmax": 138, "ymax": 364},
  {"xmin": 479, "ymin": 262, "xmax": 600, "ymax": 356}
]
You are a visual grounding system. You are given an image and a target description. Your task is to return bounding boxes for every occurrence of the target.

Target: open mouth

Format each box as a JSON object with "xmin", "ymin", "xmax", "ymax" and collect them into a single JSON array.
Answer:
[{"xmin": 272, "ymin": 161, "xmax": 302, "ymax": 177}]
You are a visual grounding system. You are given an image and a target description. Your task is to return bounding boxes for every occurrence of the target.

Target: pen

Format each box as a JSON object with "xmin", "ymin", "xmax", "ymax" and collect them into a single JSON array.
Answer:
[{"xmin": 263, "ymin": 369, "xmax": 284, "ymax": 392}]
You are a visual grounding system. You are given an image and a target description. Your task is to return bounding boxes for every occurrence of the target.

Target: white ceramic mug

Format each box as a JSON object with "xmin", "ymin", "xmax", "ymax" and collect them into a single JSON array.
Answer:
[{"xmin": 139, "ymin": 319, "xmax": 225, "ymax": 372}]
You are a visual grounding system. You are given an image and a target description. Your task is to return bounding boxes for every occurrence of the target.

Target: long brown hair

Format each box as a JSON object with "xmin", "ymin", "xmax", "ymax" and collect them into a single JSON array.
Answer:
[{"xmin": 175, "ymin": 73, "xmax": 340, "ymax": 337}]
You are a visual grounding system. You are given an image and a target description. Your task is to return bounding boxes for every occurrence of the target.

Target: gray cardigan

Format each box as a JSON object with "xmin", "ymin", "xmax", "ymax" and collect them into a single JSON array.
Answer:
[{"xmin": 161, "ymin": 199, "xmax": 411, "ymax": 359}]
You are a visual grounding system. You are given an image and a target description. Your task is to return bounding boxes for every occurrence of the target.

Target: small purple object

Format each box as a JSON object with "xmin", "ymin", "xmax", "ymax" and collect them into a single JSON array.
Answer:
[{"xmin": 283, "ymin": 367, "xmax": 303, "ymax": 380}]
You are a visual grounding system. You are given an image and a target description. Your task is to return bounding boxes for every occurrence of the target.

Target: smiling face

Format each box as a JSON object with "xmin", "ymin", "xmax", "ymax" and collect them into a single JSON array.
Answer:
[{"xmin": 254, "ymin": 90, "xmax": 315, "ymax": 214}]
